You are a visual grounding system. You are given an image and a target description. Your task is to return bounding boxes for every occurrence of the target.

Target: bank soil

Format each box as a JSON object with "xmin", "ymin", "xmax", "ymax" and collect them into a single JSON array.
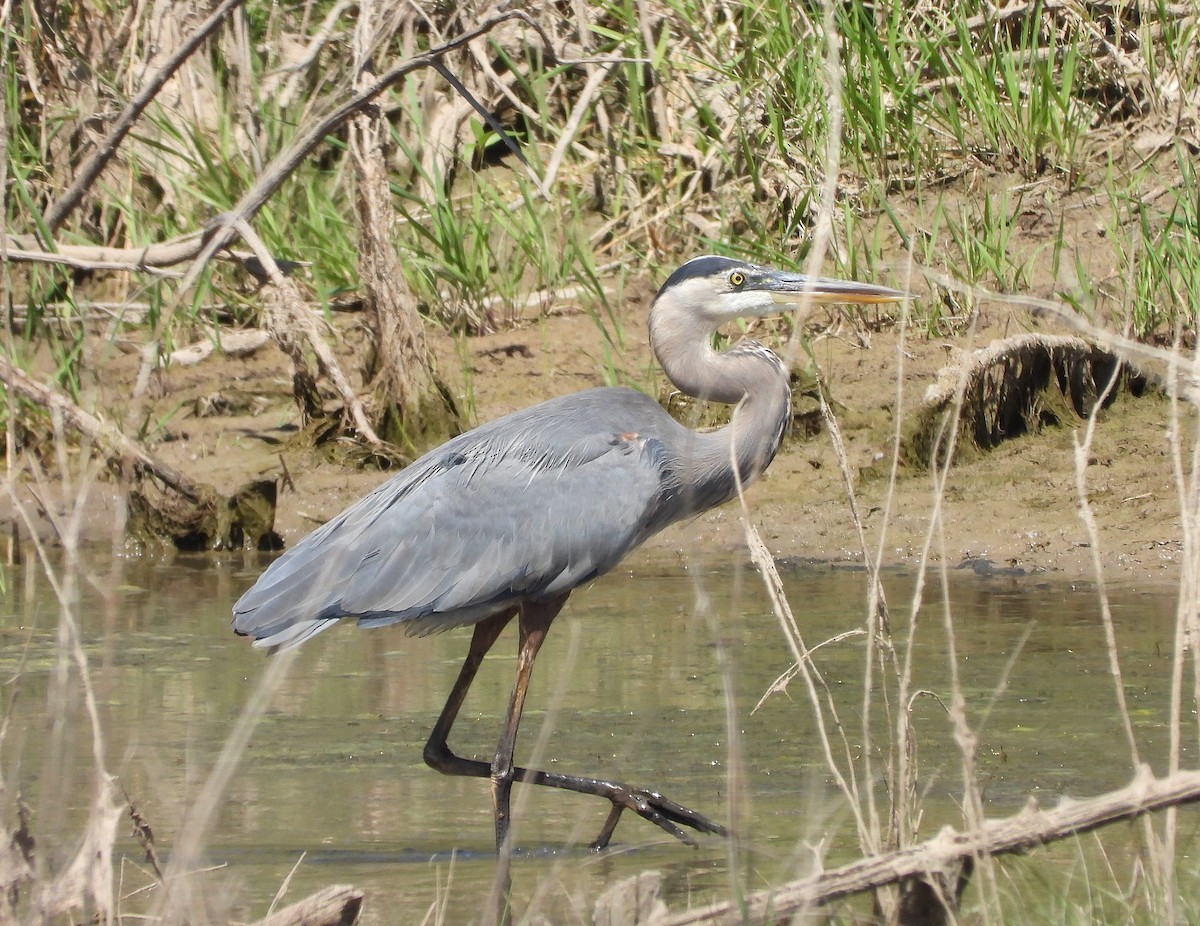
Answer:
[{"xmin": 6, "ymin": 283, "xmax": 1189, "ymax": 587}]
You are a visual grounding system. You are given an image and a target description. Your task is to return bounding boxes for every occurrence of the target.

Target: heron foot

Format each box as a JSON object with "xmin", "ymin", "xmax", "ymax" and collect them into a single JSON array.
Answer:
[{"xmin": 589, "ymin": 783, "xmax": 728, "ymax": 850}]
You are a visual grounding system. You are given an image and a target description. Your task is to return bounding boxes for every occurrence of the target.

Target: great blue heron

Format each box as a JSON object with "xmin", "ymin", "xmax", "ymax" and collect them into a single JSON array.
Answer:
[{"xmin": 232, "ymin": 255, "xmax": 904, "ymax": 855}]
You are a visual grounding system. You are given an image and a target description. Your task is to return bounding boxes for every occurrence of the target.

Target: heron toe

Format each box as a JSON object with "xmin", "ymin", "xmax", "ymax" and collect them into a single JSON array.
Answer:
[{"xmin": 589, "ymin": 782, "xmax": 728, "ymax": 850}]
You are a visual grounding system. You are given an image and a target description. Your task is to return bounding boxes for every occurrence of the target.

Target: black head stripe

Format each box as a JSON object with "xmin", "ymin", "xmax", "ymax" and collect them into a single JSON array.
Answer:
[{"xmin": 656, "ymin": 256, "xmax": 745, "ymax": 298}]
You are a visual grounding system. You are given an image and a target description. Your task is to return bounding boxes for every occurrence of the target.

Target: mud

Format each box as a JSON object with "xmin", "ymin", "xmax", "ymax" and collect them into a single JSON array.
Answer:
[{"xmin": 5, "ymin": 284, "xmax": 1189, "ymax": 584}]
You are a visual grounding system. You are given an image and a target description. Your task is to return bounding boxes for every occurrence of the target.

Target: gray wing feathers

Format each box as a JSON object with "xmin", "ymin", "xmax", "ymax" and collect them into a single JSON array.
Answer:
[{"xmin": 233, "ymin": 390, "xmax": 672, "ymax": 650}]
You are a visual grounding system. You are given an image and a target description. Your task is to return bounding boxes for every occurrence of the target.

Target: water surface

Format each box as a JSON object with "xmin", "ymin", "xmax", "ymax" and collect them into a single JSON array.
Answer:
[{"xmin": 0, "ymin": 548, "xmax": 1183, "ymax": 922}]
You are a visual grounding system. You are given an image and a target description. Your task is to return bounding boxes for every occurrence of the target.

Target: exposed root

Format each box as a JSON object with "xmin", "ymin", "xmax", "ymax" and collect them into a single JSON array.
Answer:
[
  {"xmin": 904, "ymin": 333, "xmax": 1150, "ymax": 467},
  {"xmin": 125, "ymin": 476, "xmax": 280, "ymax": 552}
]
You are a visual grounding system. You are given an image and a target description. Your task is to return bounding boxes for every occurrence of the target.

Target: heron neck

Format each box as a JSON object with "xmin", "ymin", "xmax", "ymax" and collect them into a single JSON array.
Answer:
[{"xmin": 654, "ymin": 329, "xmax": 792, "ymax": 502}]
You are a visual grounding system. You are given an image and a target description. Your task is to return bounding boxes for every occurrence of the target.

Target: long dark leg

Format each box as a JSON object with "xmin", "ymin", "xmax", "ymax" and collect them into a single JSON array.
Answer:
[
  {"xmin": 483, "ymin": 597, "xmax": 561, "ymax": 926},
  {"xmin": 490, "ymin": 596, "xmax": 559, "ymax": 851},
  {"xmin": 422, "ymin": 608, "xmax": 515, "ymax": 779},
  {"xmin": 423, "ymin": 602, "xmax": 727, "ymax": 850}
]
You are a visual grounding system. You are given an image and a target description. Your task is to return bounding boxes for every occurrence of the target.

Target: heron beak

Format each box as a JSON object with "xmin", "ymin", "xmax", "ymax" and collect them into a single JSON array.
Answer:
[{"xmin": 763, "ymin": 271, "xmax": 907, "ymax": 305}]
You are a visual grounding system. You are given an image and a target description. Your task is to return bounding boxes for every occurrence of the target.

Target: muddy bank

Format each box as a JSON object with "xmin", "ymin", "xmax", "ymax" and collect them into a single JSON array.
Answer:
[{"xmin": 4, "ymin": 290, "xmax": 1189, "ymax": 586}]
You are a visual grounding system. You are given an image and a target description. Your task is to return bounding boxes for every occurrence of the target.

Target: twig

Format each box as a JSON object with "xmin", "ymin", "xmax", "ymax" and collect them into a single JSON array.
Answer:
[
  {"xmin": 1162, "ymin": 326, "xmax": 1200, "ymax": 920},
  {"xmin": 466, "ymin": 36, "xmax": 545, "ymax": 127},
  {"xmin": 1072, "ymin": 349, "xmax": 1141, "ymax": 762},
  {"xmin": 41, "ymin": 0, "xmax": 247, "ymax": 234},
  {"xmin": 266, "ymin": 852, "xmax": 307, "ymax": 918},
  {"xmin": 542, "ymin": 57, "xmax": 620, "ymax": 191},
  {"xmin": 751, "ymin": 629, "xmax": 867, "ymax": 714},
  {"xmin": 275, "ymin": 0, "xmax": 352, "ymax": 106},
  {"xmin": 429, "ymin": 58, "xmax": 549, "ymax": 198}
]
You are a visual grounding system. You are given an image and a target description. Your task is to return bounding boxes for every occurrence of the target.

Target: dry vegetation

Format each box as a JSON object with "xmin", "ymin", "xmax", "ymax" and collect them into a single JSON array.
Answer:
[{"xmin": 2, "ymin": 0, "xmax": 1200, "ymax": 924}]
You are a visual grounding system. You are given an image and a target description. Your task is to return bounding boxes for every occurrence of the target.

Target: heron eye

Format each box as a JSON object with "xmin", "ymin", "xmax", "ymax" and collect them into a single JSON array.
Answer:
[{"xmin": 729, "ymin": 271, "xmax": 745, "ymax": 287}]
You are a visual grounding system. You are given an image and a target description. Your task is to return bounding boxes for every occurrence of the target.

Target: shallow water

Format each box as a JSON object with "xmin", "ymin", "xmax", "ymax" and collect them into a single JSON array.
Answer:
[{"xmin": 0, "ymin": 547, "xmax": 1185, "ymax": 923}]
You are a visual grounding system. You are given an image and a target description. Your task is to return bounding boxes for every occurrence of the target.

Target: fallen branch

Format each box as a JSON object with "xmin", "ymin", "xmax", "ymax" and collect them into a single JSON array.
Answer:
[
  {"xmin": 166, "ymin": 328, "xmax": 271, "ymax": 367},
  {"xmin": 0, "ymin": 234, "xmax": 306, "ymax": 277},
  {"xmin": 0, "ymin": 357, "xmax": 205, "ymax": 502},
  {"xmin": 0, "ymin": 357, "xmax": 279, "ymax": 549},
  {"xmin": 659, "ymin": 765, "xmax": 1200, "ymax": 926},
  {"xmin": 249, "ymin": 885, "xmax": 363, "ymax": 926},
  {"xmin": 0, "ymin": 243, "xmax": 187, "ymax": 276}
]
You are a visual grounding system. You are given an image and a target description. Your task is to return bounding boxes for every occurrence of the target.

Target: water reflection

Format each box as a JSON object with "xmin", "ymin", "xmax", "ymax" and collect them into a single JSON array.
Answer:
[{"xmin": 0, "ymin": 548, "xmax": 1182, "ymax": 923}]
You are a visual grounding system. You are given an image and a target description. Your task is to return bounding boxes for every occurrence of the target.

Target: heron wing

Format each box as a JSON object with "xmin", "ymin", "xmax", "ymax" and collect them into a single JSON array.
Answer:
[{"xmin": 232, "ymin": 389, "xmax": 675, "ymax": 650}]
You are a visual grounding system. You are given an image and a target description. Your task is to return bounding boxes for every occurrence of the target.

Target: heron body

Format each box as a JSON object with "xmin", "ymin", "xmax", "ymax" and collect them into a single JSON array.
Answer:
[
  {"xmin": 234, "ymin": 380, "xmax": 787, "ymax": 648},
  {"xmin": 233, "ymin": 255, "xmax": 903, "ymax": 859}
]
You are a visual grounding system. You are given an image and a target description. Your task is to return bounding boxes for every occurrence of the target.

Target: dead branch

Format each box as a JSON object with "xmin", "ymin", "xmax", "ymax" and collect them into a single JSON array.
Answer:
[
  {"xmin": 249, "ymin": 884, "xmax": 363, "ymax": 926},
  {"xmin": 0, "ymin": 243, "xmax": 186, "ymax": 276},
  {"xmin": 659, "ymin": 766, "xmax": 1200, "ymax": 926},
  {"xmin": 0, "ymin": 356, "xmax": 205, "ymax": 502},
  {"xmin": 0, "ymin": 236, "xmax": 306, "ymax": 281},
  {"xmin": 0, "ymin": 357, "xmax": 279, "ymax": 549},
  {"xmin": 42, "ymin": 0, "xmax": 247, "ymax": 235},
  {"xmin": 233, "ymin": 219, "xmax": 382, "ymax": 446}
]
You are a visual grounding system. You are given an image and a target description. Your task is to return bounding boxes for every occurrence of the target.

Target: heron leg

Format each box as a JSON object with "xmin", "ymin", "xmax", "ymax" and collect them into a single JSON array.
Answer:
[
  {"xmin": 490, "ymin": 595, "xmax": 561, "ymax": 851},
  {"xmin": 423, "ymin": 608, "xmax": 515, "ymax": 780},
  {"xmin": 422, "ymin": 600, "xmax": 727, "ymax": 852}
]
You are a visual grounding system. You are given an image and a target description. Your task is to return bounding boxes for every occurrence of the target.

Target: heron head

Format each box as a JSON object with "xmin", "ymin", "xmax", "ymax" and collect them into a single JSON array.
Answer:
[{"xmin": 652, "ymin": 255, "xmax": 906, "ymax": 329}]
